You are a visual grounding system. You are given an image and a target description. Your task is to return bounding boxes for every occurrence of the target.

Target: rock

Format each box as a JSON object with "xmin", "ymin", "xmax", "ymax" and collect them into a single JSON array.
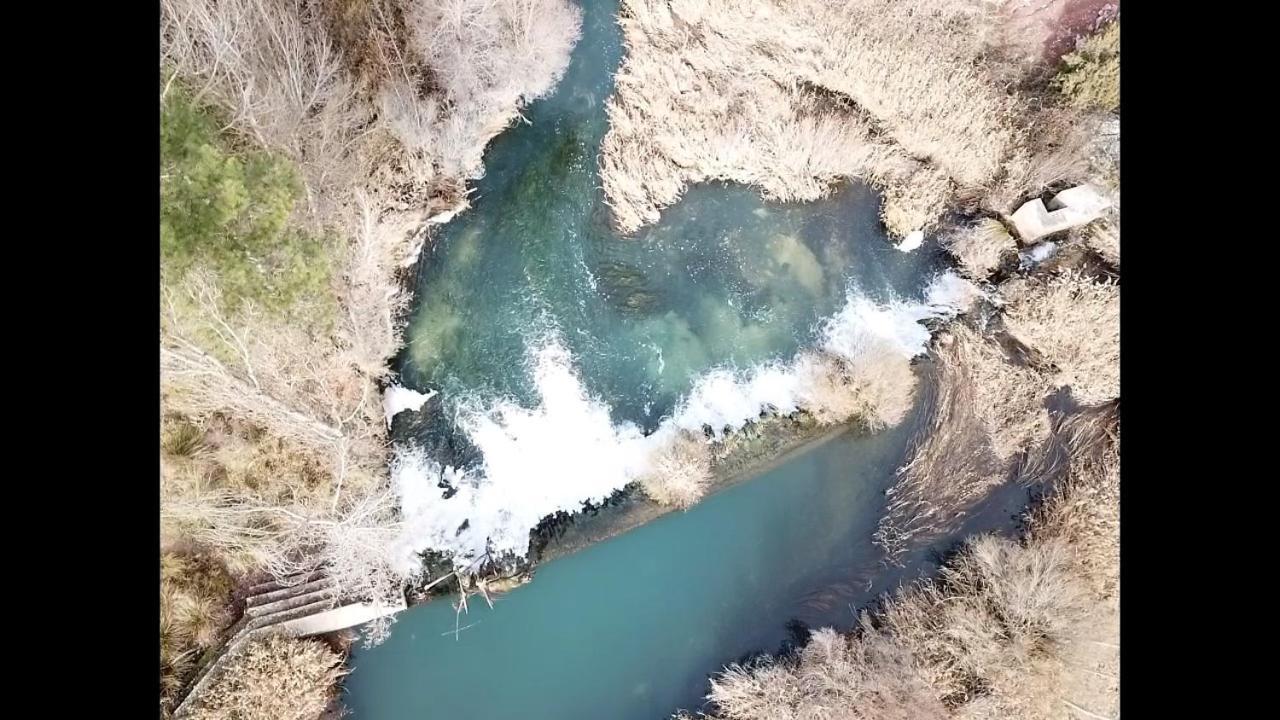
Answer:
[{"xmin": 1009, "ymin": 184, "xmax": 1111, "ymax": 243}]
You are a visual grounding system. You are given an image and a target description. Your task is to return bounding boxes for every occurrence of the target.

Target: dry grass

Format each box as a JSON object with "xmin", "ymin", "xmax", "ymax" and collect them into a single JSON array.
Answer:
[
  {"xmin": 600, "ymin": 0, "xmax": 1021, "ymax": 239},
  {"xmin": 638, "ymin": 430, "xmax": 713, "ymax": 509},
  {"xmin": 691, "ymin": 408, "xmax": 1119, "ymax": 720},
  {"xmin": 185, "ymin": 635, "xmax": 346, "ymax": 720},
  {"xmin": 160, "ymin": 550, "xmax": 238, "ymax": 718},
  {"xmin": 793, "ymin": 349, "xmax": 918, "ymax": 432},
  {"xmin": 1086, "ymin": 216, "xmax": 1120, "ymax": 269},
  {"xmin": 941, "ymin": 219, "xmax": 1017, "ymax": 280},
  {"xmin": 1002, "ymin": 273, "xmax": 1119, "ymax": 405},
  {"xmin": 876, "ymin": 324, "xmax": 1051, "ymax": 559}
]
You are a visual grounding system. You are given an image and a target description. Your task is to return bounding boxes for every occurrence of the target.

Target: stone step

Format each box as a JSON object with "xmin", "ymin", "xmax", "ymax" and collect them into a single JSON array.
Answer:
[
  {"xmin": 245, "ymin": 575, "xmax": 334, "ymax": 609},
  {"xmin": 244, "ymin": 595, "xmax": 343, "ymax": 634},
  {"xmin": 246, "ymin": 583, "xmax": 339, "ymax": 619},
  {"xmin": 246, "ymin": 569, "xmax": 323, "ymax": 596}
]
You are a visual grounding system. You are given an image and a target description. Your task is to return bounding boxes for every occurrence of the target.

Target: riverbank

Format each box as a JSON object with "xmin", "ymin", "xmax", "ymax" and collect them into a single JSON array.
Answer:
[
  {"xmin": 683, "ymin": 400, "xmax": 1119, "ymax": 720},
  {"xmin": 159, "ymin": 0, "xmax": 588, "ymax": 715}
]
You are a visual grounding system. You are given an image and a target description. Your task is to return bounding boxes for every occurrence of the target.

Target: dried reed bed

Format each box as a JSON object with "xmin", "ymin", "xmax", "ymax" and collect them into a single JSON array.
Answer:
[
  {"xmin": 796, "ymin": 348, "xmax": 919, "ymax": 432},
  {"xmin": 875, "ymin": 324, "xmax": 1050, "ymax": 559},
  {"xmin": 637, "ymin": 344, "xmax": 920, "ymax": 509},
  {"xmin": 684, "ymin": 406, "xmax": 1119, "ymax": 720},
  {"xmin": 601, "ymin": 0, "xmax": 1020, "ymax": 238},
  {"xmin": 185, "ymin": 635, "xmax": 346, "ymax": 720},
  {"xmin": 1002, "ymin": 272, "xmax": 1120, "ymax": 405}
]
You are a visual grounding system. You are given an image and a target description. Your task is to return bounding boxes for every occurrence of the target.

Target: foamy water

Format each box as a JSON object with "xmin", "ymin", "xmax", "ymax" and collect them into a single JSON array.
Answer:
[{"xmin": 389, "ymin": 272, "xmax": 976, "ymax": 569}]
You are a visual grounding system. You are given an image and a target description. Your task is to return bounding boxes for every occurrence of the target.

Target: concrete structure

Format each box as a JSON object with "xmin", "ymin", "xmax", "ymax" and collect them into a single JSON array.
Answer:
[
  {"xmin": 1009, "ymin": 184, "xmax": 1111, "ymax": 243},
  {"xmin": 172, "ymin": 572, "xmax": 405, "ymax": 718}
]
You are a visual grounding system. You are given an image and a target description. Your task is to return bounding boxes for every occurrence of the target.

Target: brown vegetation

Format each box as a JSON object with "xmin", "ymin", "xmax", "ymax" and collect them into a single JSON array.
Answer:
[
  {"xmin": 683, "ymin": 403, "xmax": 1119, "ymax": 720},
  {"xmin": 185, "ymin": 635, "xmax": 346, "ymax": 720},
  {"xmin": 600, "ymin": 0, "xmax": 1042, "ymax": 238},
  {"xmin": 1002, "ymin": 272, "xmax": 1120, "ymax": 406},
  {"xmin": 161, "ymin": 550, "xmax": 239, "ymax": 718}
]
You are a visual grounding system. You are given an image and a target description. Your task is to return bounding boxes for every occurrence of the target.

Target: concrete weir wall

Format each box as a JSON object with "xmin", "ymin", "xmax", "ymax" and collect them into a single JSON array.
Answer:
[{"xmin": 173, "ymin": 573, "xmax": 405, "ymax": 718}]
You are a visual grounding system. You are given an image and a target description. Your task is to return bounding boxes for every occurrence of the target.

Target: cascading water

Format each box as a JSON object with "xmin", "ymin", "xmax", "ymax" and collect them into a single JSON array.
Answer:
[{"xmin": 384, "ymin": 0, "xmax": 976, "ymax": 570}]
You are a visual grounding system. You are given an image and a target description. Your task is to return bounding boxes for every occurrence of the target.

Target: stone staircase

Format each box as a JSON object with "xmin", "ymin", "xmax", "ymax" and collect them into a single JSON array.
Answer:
[{"xmin": 172, "ymin": 572, "xmax": 405, "ymax": 718}]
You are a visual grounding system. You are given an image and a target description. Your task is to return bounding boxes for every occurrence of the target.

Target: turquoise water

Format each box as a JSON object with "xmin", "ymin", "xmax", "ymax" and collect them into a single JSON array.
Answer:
[
  {"xmin": 396, "ymin": 0, "xmax": 946, "ymax": 440},
  {"xmin": 348, "ymin": 423, "xmax": 919, "ymax": 719},
  {"xmin": 358, "ymin": 0, "xmax": 980, "ymax": 715}
]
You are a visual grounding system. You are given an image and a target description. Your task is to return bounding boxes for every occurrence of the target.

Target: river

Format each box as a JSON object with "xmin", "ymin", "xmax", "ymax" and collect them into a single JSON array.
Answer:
[{"xmin": 346, "ymin": 0, "xmax": 1013, "ymax": 716}]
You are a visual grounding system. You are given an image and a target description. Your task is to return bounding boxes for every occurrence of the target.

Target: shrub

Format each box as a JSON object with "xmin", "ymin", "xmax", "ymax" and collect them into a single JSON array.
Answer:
[
  {"xmin": 1002, "ymin": 273, "xmax": 1120, "ymax": 405},
  {"xmin": 161, "ymin": 83, "xmax": 335, "ymax": 321},
  {"xmin": 941, "ymin": 218, "xmax": 1016, "ymax": 280},
  {"xmin": 1052, "ymin": 21, "xmax": 1120, "ymax": 113}
]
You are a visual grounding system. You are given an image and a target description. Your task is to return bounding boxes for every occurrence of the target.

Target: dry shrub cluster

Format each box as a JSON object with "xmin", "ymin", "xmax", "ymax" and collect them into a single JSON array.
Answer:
[
  {"xmin": 1002, "ymin": 272, "xmax": 1120, "ymax": 405},
  {"xmin": 688, "ymin": 408, "xmax": 1119, "ymax": 720},
  {"xmin": 161, "ymin": 551, "xmax": 239, "ymax": 718},
  {"xmin": 796, "ymin": 349, "xmax": 918, "ymax": 432},
  {"xmin": 941, "ymin": 219, "xmax": 1017, "ymax": 280},
  {"xmin": 601, "ymin": 0, "xmax": 1021, "ymax": 238},
  {"xmin": 638, "ymin": 430, "xmax": 713, "ymax": 509},
  {"xmin": 639, "ymin": 346, "xmax": 918, "ymax": 510},
  {"xmin": 185, "ymin": 635, "xmax": 346, "ymax": 720}
]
